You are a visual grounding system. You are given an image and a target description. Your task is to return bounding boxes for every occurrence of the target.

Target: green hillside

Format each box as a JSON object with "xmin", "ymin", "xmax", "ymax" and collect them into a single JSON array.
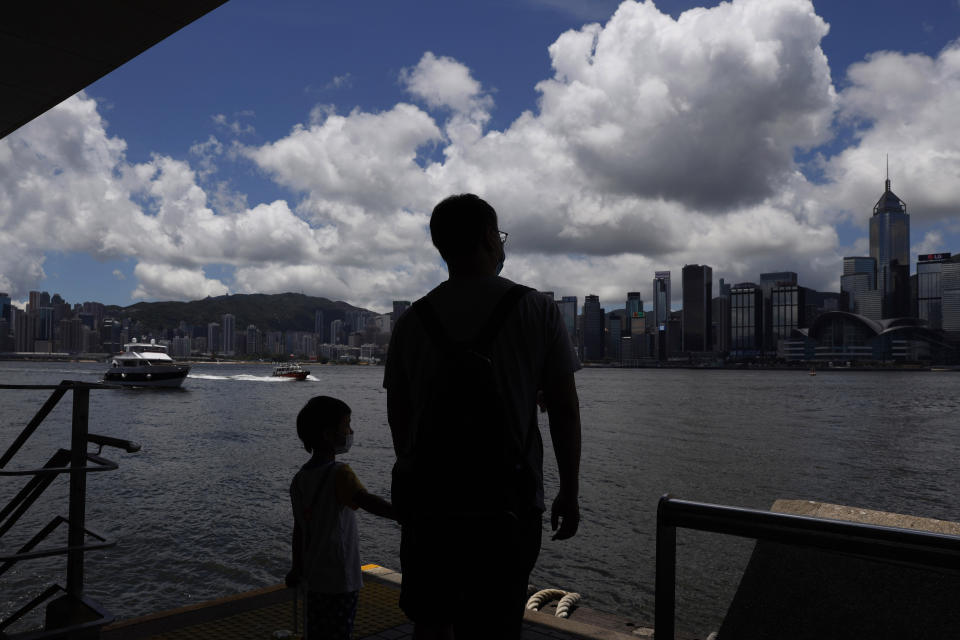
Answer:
[{"xmin": 105, "ymin": 293, "xmax": 370, "ymax": 334}]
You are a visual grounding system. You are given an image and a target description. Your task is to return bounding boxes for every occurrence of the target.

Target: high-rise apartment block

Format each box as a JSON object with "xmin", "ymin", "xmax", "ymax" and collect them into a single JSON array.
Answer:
[
  {"xmin": 222, "ymin": 313, "xmax": 236, "ymax": 355},
  {"xmin": 207, "ymin": 322, "xmax": 220, "ymax": 355}
]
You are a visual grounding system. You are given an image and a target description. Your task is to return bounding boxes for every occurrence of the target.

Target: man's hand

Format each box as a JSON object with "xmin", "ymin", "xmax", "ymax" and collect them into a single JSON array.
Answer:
[{"xmin": 550, "ymin": 490, "xmax": 580, "ymax": 540}]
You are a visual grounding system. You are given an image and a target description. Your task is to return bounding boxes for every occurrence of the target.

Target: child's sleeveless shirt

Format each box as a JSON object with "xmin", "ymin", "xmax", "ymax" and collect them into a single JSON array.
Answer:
[{"xmin": 290, "ymin": 460, "xmax": 362, "ymax": 593}]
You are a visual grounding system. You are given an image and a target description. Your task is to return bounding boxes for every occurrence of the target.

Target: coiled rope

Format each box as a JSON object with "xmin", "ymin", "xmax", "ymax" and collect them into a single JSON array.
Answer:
[{"xmin": 525, "ymin": 588, "xmax": 581, "ymax": 618}]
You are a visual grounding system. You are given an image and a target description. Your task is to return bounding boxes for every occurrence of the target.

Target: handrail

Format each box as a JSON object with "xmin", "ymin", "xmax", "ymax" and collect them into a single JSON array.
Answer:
[
  {"xmin": 654, "ymin": 495, "xmax": 960, "ymax": 640},
  {"xmin": 0, "ymin": 380, "xmax": 136, "ymax": 640}
]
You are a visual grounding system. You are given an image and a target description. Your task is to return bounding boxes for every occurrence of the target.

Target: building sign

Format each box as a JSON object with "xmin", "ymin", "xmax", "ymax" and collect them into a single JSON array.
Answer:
[
  {"xmin": 632, "ymin": 311, "xmax": 644, "ymax": 318},
  {"xmin": 918, "ymin": 253, "xmax": 951, "ymax": 262}
]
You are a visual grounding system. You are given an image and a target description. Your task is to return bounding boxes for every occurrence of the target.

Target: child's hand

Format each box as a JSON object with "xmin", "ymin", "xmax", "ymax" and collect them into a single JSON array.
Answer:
[{"xmin": 285, "ymin": 569, "xmax": 300, "ymax": 588}]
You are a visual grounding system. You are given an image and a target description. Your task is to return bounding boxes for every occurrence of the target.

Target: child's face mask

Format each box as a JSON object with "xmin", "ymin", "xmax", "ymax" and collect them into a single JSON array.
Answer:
[{"xmin": 335, "ymin": 432, "xmax": 353, "ymax": 455}]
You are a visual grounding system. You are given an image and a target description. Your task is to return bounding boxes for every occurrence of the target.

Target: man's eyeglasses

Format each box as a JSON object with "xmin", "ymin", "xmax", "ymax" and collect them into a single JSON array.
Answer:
[{"xmin": 498, "ymin": 230, "xmax": 509, "ymax": 245}]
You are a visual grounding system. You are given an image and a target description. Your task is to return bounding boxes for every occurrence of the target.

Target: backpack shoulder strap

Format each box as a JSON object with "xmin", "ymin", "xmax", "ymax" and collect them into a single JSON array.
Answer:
[
  {"xmin": 474, "ymin": 284, "xmax": 534, "ymax": 346},
  {"xmin": 411, "ymin": 296, "xmax": 449, "ymax": 352},
  {"xmin": 413, "ymin": 284, "xmax": 534, "ymax": 351}
]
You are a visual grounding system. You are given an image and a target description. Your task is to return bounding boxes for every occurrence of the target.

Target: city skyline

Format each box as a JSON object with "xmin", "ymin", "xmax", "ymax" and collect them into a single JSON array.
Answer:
[{"xmin": 1, "ymin": 0, "xmax": 959, "ymax": 313}]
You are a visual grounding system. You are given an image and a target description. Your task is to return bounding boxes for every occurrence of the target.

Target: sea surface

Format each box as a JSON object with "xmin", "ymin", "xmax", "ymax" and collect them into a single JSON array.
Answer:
[{"xmin": 2, "ymin": 362, "xmax": 959, "ymax": 636}]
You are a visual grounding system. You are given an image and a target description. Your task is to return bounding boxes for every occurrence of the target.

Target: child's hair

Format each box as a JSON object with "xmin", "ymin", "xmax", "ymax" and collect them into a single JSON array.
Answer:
[{"xmin": 296, "ymin": 396, "xmax": 351, "ymax": 453}]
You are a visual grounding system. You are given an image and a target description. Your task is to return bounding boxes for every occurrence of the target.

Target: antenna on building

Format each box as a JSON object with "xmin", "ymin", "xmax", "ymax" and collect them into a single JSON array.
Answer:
[{"xmin": 885, "ymin": 154, "xmax": 890, "ymax": 192}]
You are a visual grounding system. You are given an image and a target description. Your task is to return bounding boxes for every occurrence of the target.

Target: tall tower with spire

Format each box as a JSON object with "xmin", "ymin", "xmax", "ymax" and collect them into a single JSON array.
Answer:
[{"xmin": 869, "ymin": 159, "xmax": 910, "ymax": 318}]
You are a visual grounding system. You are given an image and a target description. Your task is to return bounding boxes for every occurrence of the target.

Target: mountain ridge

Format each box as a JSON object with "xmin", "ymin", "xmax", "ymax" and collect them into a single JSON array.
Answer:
[{"xmin": 104, "ymin": 292, "xmax": 376, "ymax": 334}]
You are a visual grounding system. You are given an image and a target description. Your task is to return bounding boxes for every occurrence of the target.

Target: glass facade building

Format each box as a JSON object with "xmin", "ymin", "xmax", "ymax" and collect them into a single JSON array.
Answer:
[
  {"xmin": 730, "ymin": 283, "xmax": 762, "ymax": 355},
  {"xmin": 653, "ymin": 271, "xmax": 671, "ymax": 326},
  {"xmin": 582, "ymin": 294, "xmax": 605, "ymax": 361},
  {"xmin": 917, "ymin": 253, "xmax": 949, "ymax": 329},
  {"xmin": 869, "ymin": 177, "xmax": 910, "ymax": 318},
  {"xmin": 682, "ymin": 264, "xmax": 712, "ymax": 352},
  {"xmin": 770, "ymin": 285, "xmax": 805, "ymax": 345}
]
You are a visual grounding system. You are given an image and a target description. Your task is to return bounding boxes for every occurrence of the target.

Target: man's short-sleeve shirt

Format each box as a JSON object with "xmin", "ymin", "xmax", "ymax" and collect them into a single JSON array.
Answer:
[{"xmin": 382, "ymin": 275, "xmax": 581, "ymax": 511}]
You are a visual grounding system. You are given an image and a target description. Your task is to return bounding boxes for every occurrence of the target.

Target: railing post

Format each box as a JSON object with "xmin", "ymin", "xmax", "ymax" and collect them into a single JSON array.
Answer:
[
  {"xmin": 655, "ymin": 495, "xmax": 676, "ymax": 640},
  {"xmin": 66, "ymin": 384, "xmax": 89, "ymax": 596}
]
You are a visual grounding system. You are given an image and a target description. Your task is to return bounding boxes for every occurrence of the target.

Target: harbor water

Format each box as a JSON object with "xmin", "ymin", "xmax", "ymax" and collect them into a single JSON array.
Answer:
[{"xmin": 2, "ymin": 362, "xmax": 959, "ymax": 637}]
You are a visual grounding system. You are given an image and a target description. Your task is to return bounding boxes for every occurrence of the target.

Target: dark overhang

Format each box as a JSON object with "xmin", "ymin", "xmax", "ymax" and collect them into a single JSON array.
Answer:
[{"xmin": 1, "ymin": 1, "xmax": 229, "ymax": 141}]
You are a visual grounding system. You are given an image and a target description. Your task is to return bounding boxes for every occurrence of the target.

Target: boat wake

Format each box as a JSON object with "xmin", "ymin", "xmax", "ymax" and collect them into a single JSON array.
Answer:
[{"xmin": 188, "ymin": 373, "xmax": 317, "ymax": 382}]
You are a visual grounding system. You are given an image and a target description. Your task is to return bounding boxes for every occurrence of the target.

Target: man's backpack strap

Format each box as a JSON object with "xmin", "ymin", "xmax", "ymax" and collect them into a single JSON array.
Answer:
[
  {"xmin": 474, "ymin": 284, "xmax": 534, "ymax": 346},
  {"xmin": 413, "ymin": 284, "xmax": 533, "ymax": 349}
]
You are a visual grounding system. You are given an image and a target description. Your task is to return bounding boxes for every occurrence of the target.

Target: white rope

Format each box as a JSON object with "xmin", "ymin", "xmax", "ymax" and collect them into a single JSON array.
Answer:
[{"xmin": 525, "ymin": 588, "xmax": 582, "ymax": 617}]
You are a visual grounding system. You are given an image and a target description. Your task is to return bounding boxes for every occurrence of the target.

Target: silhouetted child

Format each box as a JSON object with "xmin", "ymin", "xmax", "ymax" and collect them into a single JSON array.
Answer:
[{"xmin": 286, "ymin": 396, "xmax": 394, "ymax": 640}]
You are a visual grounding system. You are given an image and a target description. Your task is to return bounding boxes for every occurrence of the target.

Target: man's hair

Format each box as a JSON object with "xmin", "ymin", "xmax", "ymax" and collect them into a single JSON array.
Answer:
[
  {"xmin": 429, "ymin": 193, "xmax": 498, "ymax": 263},
  {"xmin": 296, "ymin": 395, "xmax": 351, "ymax": 453}
]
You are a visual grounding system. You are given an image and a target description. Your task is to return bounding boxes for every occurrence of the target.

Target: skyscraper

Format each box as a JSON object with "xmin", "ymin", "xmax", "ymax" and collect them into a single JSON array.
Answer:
[
  {"xmin": 0, "ymin": 292, "xmax": 10, "ymax": 324},
  {"xmin": 730, "ymin": 283, "xmax": 763, "ymax": 356},
  {"xmin": 582, "ymin": 294, "xmax": 604, "ymax": 361},
  {"xmin": 917, "ymin": 253, "xmax": 950, "ymax": 330},
  {"xmin": 558, "ymin": 296, "xmax": 578, "ymax": 346},
  {"xmin": 653, "ymin": 272, "xmax": 671, "ymax": 326},
  {"xmin": 841, "ymin": 256, "xmax": 877, "ymax": 314},
  {"xmin": 625, "ymin": 291, "xmax": 643, "ymax": 334},
  {"xmin": 682, "ymin": 264, "xmax": 713, "ymax": 352},
  {"xmin": 870, "ymin": 171, "xmax": 910, "ymax": 318}
]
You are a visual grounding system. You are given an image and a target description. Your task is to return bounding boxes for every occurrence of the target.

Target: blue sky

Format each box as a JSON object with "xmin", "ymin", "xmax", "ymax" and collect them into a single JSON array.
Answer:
[{"xmin": 2, "ymin": 0, "xmax": 959, "ymax": 312}]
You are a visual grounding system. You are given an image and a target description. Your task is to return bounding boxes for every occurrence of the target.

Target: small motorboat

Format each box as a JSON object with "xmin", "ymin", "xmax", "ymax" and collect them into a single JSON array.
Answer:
[{"xmin": 273, "ymin": 362, "xmax": 310, "ymax": 381}]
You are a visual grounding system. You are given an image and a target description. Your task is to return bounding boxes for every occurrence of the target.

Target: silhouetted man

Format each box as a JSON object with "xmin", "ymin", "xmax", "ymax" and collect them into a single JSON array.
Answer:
[{"xmin": 384, "ymin": 193, "xmax": 582, "ymax": 640}]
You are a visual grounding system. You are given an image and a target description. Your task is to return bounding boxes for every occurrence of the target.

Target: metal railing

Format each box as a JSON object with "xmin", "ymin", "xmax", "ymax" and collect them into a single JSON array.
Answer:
[
  {"xmin": 0, "ymin": 381, "xmax": 139, "ymax": 640},
  {"xmin": 655, "ymin": 495, "xmax": 960, "ymax": 640}
]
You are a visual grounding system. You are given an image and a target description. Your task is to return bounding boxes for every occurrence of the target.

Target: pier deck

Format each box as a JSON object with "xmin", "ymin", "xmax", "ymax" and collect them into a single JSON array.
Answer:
[{"xmin": 101, "ymin": 565, "xmax": 645, "ymax": 640}]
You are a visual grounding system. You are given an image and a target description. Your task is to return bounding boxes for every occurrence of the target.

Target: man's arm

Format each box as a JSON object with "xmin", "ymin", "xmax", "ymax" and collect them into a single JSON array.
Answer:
[
  {"xmin": 542, "ymin": 371, "xmax": 581, "ymax": 540},
  {"xmin": 386, "ymin": 380, "xmax": 412, "ymax": 456}
]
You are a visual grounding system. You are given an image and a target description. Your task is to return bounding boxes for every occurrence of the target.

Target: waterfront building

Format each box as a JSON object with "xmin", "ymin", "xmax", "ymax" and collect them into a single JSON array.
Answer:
[
  {"xmin": 207, "ymin": 322, "xmax": 220, "ymax": 355},
  {"xmin": 606, "ymin": 312, "xmax": 623, "ymax": 362},
  {"xmin": 0, "ymin": 319, "xmax": 10, "ymax": 352},
  {"xmin": 808, "ymin": 313, "xmax": 943, "ymax": 362},
  {"xmin": 730, "ymin": 283, "xmax": 763, "ymax": 357},
  {"xmin": 246, "ymin": 324, "xmax": 262, "ymax": 355},
  {"xmin": 265, "ymin": 331, "xmax": 283, "ymax": 356},
  {"xmin": 625, "ymin": 292, "xmax": 643, "ymax": 334},
  {"xmin": 942, "ymin": 256, "xmax": 960, "ymax": 338},
  {"xmin": 582, "ymin": 294, "xmax": 604, "ymax": 361},
  {"xmin": 682, "ymin": 264, "xmax": 713, "ymax": 352},
  {"xmin": 841, "ymin": 259, "xmax": 876, "ymax": 315},
  {"xmin": 916, "ymin": 253, "xmax": 950, "ymax": 330},
  {"xmin": 653, "ymin": 272, "xmax": 671, "ymax": 325},
  {"xmin": 171, "ymin": 336, "xmax": 192, "ymax": 358},
  {"xmin": 314, "ymin": 310, "xmax": 325, "ymax": 343},
  {"xmin": 558, "ymin": 296, "xmax": 577, "ymax": 346},
  {"xmin": 330, "ymin": 319, "xmax": 344, "ymax": 345},
  {"xmin": 0, "ymin": 292, "xmax": 10, "ymax": 324},
  {"xmin": 653, "ymin": 271, "xmax": 671, "ymax": 360},
  {"xmin": 221, "ymin": 313, "xmax": 235, "ymax": 355},
  {"xmin": 13, "ymin": 308, "xmax": 29, "ymax": 352},
  {"xmin": 712, "ymin": 295, "xmax": 730, "ymax": 355},
  {"xmin": 771, "ymin": 284, "xmax": 806, "ymax": 347},
  {"xmin": 870, "ymin": 173, "xmax": 910, "ymax": 318}
]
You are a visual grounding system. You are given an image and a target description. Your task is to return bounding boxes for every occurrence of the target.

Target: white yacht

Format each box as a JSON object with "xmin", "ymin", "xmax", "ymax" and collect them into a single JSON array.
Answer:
[{"xmin": 104, "ymin": 339, "xmax": 190, "ymax": 388}]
